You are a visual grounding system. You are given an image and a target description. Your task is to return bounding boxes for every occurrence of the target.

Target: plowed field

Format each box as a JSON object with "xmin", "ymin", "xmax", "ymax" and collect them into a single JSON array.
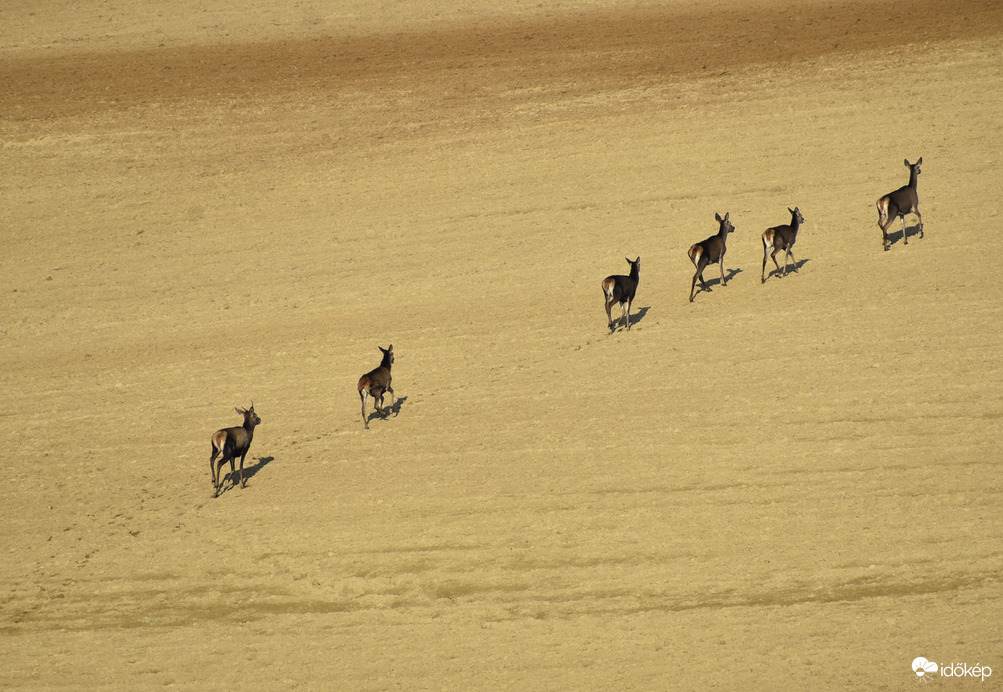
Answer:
[{"xmin": 3, "ymin": 0, "xmax": 1001, "ymax": 688}]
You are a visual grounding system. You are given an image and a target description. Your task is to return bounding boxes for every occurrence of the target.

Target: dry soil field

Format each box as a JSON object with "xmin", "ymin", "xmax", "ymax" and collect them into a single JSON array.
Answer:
[{"xmin": 2, "ymin": 0, "xmax": 1002, "ymax": 689}]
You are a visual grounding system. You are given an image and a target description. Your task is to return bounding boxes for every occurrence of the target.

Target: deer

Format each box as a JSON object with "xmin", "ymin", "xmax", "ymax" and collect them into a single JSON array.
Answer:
[
  {"xmin": 209, "ymin": 403, "xmax": 261, "ymax": 497},
  {"xmin": 688, "ymin": 212, "xmax": 735, "ymax": 302},
  {"xmin": 762, "ymin": 206, "xmax": 805, "ymax": 283},
  {"xmin": 602, "ymin": 257, "xmax": 641, "ymax": 332},
  {"xmin": 877, "ymin": 157, "xmax": 923, "ymax": 251},
  {"xmin": 358, "ymin": 344, "xmax": 395, "ymax": 429}
]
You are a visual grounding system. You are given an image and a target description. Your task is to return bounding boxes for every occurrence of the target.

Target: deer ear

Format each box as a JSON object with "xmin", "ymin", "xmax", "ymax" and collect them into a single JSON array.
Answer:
[
  {"xmin": 715, "ymin": 212, "xmax": 722, "ymax": 222},
  {"xmin": 387, "ymin": 344, "xmax": 393, "ymax": 351},
  {"xmin": 904, "ymin": 158, "xmax": 911, "ymax": 167},
  {"xmin": 724, "ymin": 212, "xmax": 730, "ymax": 221},
  {"xmin": 235, "ymin": 407, "xmax": 245, "ymax": 415},
  {"xmin": 917, "ymin": 156, "xmax": 923, "ymax": 165},
  {"xmin": 789, "ymin": 207, "xmax": 794, "ymax": 214}
]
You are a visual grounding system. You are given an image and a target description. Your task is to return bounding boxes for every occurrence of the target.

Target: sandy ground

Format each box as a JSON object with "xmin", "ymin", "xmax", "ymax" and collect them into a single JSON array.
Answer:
[{"xmin": 2, "ymin": 0, "xmax": 1002, "ymax": 688}]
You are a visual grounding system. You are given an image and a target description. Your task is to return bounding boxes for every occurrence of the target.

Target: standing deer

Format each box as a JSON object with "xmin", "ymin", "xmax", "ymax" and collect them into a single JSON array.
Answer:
[
  {"xmin": 209, "ymin": 403, "xmax": 261, "ymax": 497},
  {"xmin": 877, "ymin": 157, "xmax": 923, "ymax": 251},
  {"xmin": 358, "ymin": 344, "xmax": 395, "ymax": 429},
  {"xmin": 762, "ymin": 206, "xmax": 805, "ymax": 283},
  {"xmin": 688, "ymin": 212, "xmax": 735, "ymax": 302},
  {"xmin": 602, "ymin": 257, "xmax": 641, "ymax": 332}
]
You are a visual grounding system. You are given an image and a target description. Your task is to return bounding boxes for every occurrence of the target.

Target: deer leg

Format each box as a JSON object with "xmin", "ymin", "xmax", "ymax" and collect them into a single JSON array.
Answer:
[
  {"xmin": 902, "ymin": 215, "xmax": 909, "ymax": 245},
  {"xmin": 214, "ymin": 454, "xmax": 231, "ymax": 496},
  {"xmin": 879, "ymin": 219, "xmax": 891, "ymax": 251},
  {"xmin": 720, "ymin": 258, "xmax": 727, "ymax": 287},
  {"xmin": 787, "ymin": 248, "xmax": 797, "ymax": 274},
  {"xmin": 605, "ymin": 297, "xmax": 615, "ymax": 330},
  {"xmin": 238, "ymin": 452, "xmax": 247, "ymax": 488},
  {"xmin": 773, "ymin": 247, "xmax": 786, "ymax": 276},
  {"xmin": 690, "ymin": 271, "xmax": 704, "ymax": 302},
  {"xmin": 699, "ymin": 259, "xmax": 712, "ymax": 291},
  {"xmin": 770, "ymin": 248, "xmax": 782, "ymax": 277},
  {"xmin": 878, "ymin": 206, "xmax": 892, "ymax": 251},
  {"xmin": 691, "ymin": 263, "xmax": 710, "ymax": 302},
  {"xmin": 387, "ymin": 386, "xmax": 396, "ymax": 413},
  {"xmin": 915, "ymin": 209, "xmax": 924, "ymax": 238},
  {"xmin": 210, "ymin": 447, "xmax": 220, "ymax": 489},
  {"xmin": 361, "ymin": 389, "xmax": 370, "ymax": 429},
  {"xmin": 761, "ymin": 245, "xmax": 771, "ymax": 283},
  {"xmin": 621, "ymin": 300, "xmax": 629, "ymax": 331}
]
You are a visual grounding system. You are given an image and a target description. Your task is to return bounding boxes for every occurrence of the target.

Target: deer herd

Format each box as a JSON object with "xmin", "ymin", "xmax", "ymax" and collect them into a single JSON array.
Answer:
[{"xmin": 207, "ymin": 158, "xmax": 924, "ymax": 496}]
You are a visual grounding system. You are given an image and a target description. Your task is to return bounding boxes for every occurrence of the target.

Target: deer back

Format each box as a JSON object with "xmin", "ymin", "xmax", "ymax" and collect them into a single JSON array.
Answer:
[
  {"xmin": 214, "ymin": 418, "xmax": 255, "ymax": 456},
  {"xmin": 884, "ymin": 158, "xmax": 922, "ymax": 214},
  {"xmin": 362, "ymin": 364, "xmax": 392, "ymax": 389},
  {"xmin": 692, "ymin": 213, "xmax": 734, "ymax": 263},
  {"xmin": 608, "ymin": 276, "xmax": 636, "ymax": 303},
  {"xmin": 359, "ymin": 345, "xmax": 394, "ymax": 392},
  {"xmin": 888, "ymin": 183, "xmax": 918, "ymax": 214},
  {"xmin": 767, "ymin": 207, "xmax": 803, "ymax": 249},
  {"xmin": 700, "ymin": 235, "xmax": 726, "ymax": 262},
  {"xmin": 224, "ymin": 425, "xmax": 254, "ymax": 454},
  {"xmin": 603, "ymin": 257, "xmax": 640, "ymax": 302}
]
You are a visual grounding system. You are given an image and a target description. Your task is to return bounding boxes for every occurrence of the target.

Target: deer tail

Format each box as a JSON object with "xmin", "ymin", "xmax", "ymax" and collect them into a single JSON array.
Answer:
[
  {"xmin": 762, "ymin": 229, "xmax": 775, "ymax": 251},
  {"xmin": 876, "ymin": 197, "xmax": 889, "ymax": 225},
  {"xmin": 688, "ymin": 244, "xmax": 702, "ymax": 267},
  {"xmin": 601, "ymin": 278, "xmax": 614, "ymax": 301}
]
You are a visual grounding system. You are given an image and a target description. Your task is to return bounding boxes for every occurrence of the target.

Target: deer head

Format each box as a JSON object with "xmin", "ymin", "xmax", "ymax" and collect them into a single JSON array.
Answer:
[{"xmin": 715, "ymin": 212, "xmax": 735, "ymax": 235}]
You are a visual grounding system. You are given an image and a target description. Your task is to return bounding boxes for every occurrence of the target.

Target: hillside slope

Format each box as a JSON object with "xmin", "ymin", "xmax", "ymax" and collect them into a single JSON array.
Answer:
[{"xmin": 2, "ymin": 0, "xmax": 1001, "ymax": 688}]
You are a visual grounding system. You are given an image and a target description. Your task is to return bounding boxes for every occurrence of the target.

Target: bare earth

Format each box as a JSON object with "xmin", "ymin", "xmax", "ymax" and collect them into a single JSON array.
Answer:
[{"xmin": 2, "ymin": 0, "xmax": 1002, "ymax": 688}]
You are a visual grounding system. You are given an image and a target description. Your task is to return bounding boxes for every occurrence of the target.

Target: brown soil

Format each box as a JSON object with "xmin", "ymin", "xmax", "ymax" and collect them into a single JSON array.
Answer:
[{"xmin": 3, "ymin": 0, "xmax": 1001, "ymax": 688}]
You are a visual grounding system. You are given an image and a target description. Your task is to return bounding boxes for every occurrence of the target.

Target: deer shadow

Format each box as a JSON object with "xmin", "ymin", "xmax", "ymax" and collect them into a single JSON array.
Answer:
[
  {"xmin": 609, "ymin": 305, "xmax": 651, "ymax": 333},
  {"xmin": 390, "ymin": 395, "xmax": 407, "ymax": 416},
  {"xmin": 694, "ymin": 267, "xmax": 743, "ymax": 296},
  {"xmin": 221, "ymin": 455, "xmax": 274, "ymax": 491},
  {"xmin": 887, "ymin": 223, "xmax": 924, "ymax": 248},
  {"xmin": 365, "ymin": 395, "xmax": 408, "ymax": 426},
  {"xmin": 763, "ymin": 258, "xmax": 811, "ymax": 282}
]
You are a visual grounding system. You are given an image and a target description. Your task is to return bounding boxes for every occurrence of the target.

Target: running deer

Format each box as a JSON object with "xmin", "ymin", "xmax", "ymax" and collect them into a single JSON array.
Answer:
[
  {"xmin": 209, "ymin": 403, "xmax": 261, "ymax": 497},
  {"xmin": 602, "ymin": 257, "xmax": 641, "ymax": 332},
  {"xmin": 877, "ymin": 157, "xmax": 923, "ymax": 251},
  {"xmin": 358, "ymin": 344, "xmax": 395, "ymax": 429},
  {"xmin": 688, "ymin": 212, "xmax": 735, "ymax": 302},
  {"xmin": 762, "ymin": 206, "xmax": 805, "ymax": 283}
]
